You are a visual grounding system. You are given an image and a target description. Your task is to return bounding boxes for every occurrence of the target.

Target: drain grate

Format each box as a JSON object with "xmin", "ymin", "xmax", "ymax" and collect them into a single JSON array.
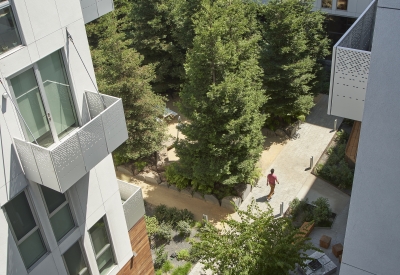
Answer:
[{"xmin": 308, "ymin": 259, "xmax": 322, "ymax": 271}]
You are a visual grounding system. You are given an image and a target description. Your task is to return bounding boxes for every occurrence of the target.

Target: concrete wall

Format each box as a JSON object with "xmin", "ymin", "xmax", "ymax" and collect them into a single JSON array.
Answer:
[
  {"xmin": 0, "ymin": 0, "xmax": 135, "ymax": 274},
  {"xmin": 340, "ymin": 1, "xmax": 400, "ymax": 274}
]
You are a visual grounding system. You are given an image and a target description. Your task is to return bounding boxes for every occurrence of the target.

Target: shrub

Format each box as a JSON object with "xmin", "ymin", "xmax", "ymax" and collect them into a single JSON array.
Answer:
[
  {"xmin": 154, "ymin": 245, "xmax": 168, "ymax": 270},
  {"xmin": 144, "ymin": 215, "xmax": 159, "ymax": 238},
  {"xmin": 156, "ymin": 222, "xmax": 172, "ymax": 243},
  {"xmin": 161, "ymin": 260, "xmax": 174, "ymax": 273},
  {"xmin": 189, "ymin": 244, "xmax": 200, "ymax": 263},
  {"xmin": 171, "ymin": 263, "xmax": 192, "ymax": 275},
  {"xmin": 289, "ymin": 198, "xmax": 308, "ymax": 219},
  {"xmin": 312, "ymin": 197, "xmax": 332, "ymax": 225},
  {"xmin": 176, "ymin": 220, "xmax": 191, "ymax": 237},
  {"xmin": 177, "ymin": 249, "xmax": 190, "ymax": 261},
  {"xmin": 154, "ymin": 204, "xmax": 194, "ymax": 227},
  {"xmin": 166, "ymin": 163, "xmax": 191, "ymax": 190},
  {"xmin": 134, "ymin": 160, "xmax": 147, "ymax": 172}
]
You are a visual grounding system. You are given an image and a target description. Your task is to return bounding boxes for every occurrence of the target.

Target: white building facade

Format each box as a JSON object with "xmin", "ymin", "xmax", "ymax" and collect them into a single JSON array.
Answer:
[{"xmin": 0, "ymin": 1, "xmax": 150, "ymax": 275}]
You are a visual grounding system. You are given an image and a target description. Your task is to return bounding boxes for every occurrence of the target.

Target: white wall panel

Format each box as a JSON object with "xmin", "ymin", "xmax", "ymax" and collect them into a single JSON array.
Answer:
[
  {"xmin": 75, "ymin": 172, "xmax": 104, "ymax": 220},
  {"xmin": 103, "ymin": 191, "xmax": 133, "ymax": 264},
  {"xmin": 94, "ymin": 155, "xmax": 118, "ymax": 202},
  {"xmin": 13, "ymin": 0, "xmax": 35, "ymax": 45},
  {"xmin": 25, "ymin": 0, "xmax": 61, "ymax": 40},
  {"xmin": 57, "ymin": 228, "xmax": 81, "ymax": 255},
  {"xmin": 97, "ymin": 0, "xmax": 113, "ymax": 17},
  {"xmin": 55, "ymin": 0, "xmax": 83, "ymax": 27},
  {"xmin": 0, "ymin": 211, "xmax": 28, "ymax": 275},
  {"xmin": 0, "ymin": 47, "xmax": 31, "ymax": 77},
  {"xmin": 50, "ymin": 249, "xmax": 68, "ymax": 275},
  {"xmin": 29, "ymin": 254, "xmax": 59, "ymax": 275},
  {"xmin": 0, "ymin": 185, "xmax": 7, "ymax": 206},
  {"xmin": 27, "ymin": 42, "xmax": 40, "ymax": 63},
  {"xmin": 36, "ymin": 29, "xmax": 65, "ymax": 59}
]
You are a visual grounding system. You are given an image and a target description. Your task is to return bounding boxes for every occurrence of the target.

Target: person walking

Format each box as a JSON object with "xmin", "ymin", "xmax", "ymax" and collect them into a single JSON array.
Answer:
[{"xmin": 267, "ymin": 168, "xmax": 280, "ymax": 201}]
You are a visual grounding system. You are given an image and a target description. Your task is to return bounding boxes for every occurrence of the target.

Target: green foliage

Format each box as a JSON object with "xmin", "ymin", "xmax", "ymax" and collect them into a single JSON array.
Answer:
[
  {"xmin": 175, "ymin": 0, "xmax": 267, "ymax": 190},
  {"xmin": 161, "ymin": 260, "xmax": 174, "ymax": 273},
  {"xmin": 165, "ymin": 163, "xmax": 191, "ymax": 190},
  {"xmin": 315, "ymin": 130, "xmax": 354, "ymax": 189},
  {"xmin": 171, "ymin": 263, "xmax": 192, "ymax": 275},
  {"xmin": 191, "ymin": 200, "xmax": 317, "ymax": 274},
  {"xmin": 154, "ymin": 204, "xmax": 194, "ymax": 227},
  {"xmin": 156, "ymin": 222, "xmax": 173, "ymax": 243},
  {"xmin": 289, "ymin": 198, "xmax": 308, "ymax": 218},
  {"xmin": 257, "ymin": 0, "xmax": 330, "ymax": 128},
  {"xmin": 86, "ymin": 0, "xmax": 168, "ymax": 162},
  {"xmin": 312, "ymin": 197, "xmax": 332, "ymax": 225},
  {"xmin": 134, "ymin": 161, "xmax": 147, "ymax": 172},
  {"xmin": 176, "ymin": 249, "xmax": 190, "ymax": 261},
  {"xmin": 176, "ymin": 220, "xmax": 192, "ymax": 237},
  {"xmin": 154, "ymin": 245, "xmax": 168, "ymax": 269},
  {"xmin": 144, "ymin": 215, "xmax": 159, "ymax": 238},
  {"xmin": 131, "ymin": 0, "xmax": 201, "ymax": 94}
]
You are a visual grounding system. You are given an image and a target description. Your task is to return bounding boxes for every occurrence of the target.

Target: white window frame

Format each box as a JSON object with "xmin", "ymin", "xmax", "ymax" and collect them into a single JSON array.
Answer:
[
  {"xmin": 88, "ymin": 216, "xmax": 118, "ymax": 274},
  {"xmin": 3, "ymin": 189, "xmax": 49, "ymax": 271},
  {"xmin": 38, "ymin": 186, "xmax": 77, "ymax": 243},
  {"xmin": 6, "ymin": 48, "xmax": 82, "ymax": 146},
  {"xmin": 62, "ymin": 239, "xmax": 91, "ymax": 275}
]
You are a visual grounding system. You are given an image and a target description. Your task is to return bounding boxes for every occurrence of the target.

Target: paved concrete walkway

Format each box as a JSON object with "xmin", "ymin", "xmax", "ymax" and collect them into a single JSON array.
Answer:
[{"xmin": 190, "ymin": 95, "xmax": 349, "ymax": 275}]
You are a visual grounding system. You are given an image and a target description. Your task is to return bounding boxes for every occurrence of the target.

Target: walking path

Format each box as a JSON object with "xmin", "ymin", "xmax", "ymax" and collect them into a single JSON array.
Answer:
[{"xmin": 190, "ymin": 95, "xmax": 349, "ymax": 275}]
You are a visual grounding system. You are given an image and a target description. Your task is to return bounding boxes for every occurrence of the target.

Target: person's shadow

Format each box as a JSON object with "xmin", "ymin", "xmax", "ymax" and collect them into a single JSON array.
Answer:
[{"xmin": 256, "ymin": 196, "xmax": 268, "ymax": 203}]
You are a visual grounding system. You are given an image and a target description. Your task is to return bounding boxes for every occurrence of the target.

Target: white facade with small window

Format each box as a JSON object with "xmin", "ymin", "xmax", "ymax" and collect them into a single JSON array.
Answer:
[{"xmin": 0, "ymin": 1, "xmax": 141, "ymax": 275}]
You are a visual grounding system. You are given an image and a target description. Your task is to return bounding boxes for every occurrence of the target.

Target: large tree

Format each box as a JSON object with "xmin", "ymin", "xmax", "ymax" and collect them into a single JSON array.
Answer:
[
  {"xmin": 175, "ymin": 0, "xmax": 266, "ymax": 193},
  {"xmin": 86, "ymin": 1, "xmax": 168, "ymax": 163},
  {"xmin": 257, "ymin": 0, "xmax": 330, "ymax": 128},
  {"xmin": 130, "ymin": 0, "xmax": 201, "ymax": 94},
  {"xmin": 191, "ymin": 201, "xmax": 317, "ymax": 275}
]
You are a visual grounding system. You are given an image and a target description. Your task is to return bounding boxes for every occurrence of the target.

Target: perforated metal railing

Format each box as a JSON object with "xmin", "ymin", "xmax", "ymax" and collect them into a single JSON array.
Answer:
[
  {"xmin": 328, "ymin": 0, "xmax": 377, "ymax": 121},
  {"xmin": 14, "ymin": 91, "xmax": 128, "ymax": 193},
  {"xmin": 118, "ymin": 180, "xmax": 145, "ymax": 231}
]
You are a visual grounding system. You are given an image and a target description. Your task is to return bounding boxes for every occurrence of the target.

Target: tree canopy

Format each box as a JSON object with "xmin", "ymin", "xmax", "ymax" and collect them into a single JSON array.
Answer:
[
  {"xmin": 257, "ymin": 0, "xmax": 330, "ymax": 128},
  {"xmin": 191, "ymin": 201, "xmax": 317, "ymax": 275},
  {"xmin": 86, "ymin": 1, "xmax": 168, "ymax": 163},
  {"xmin": 175, "ymin": 0, "xmax": 266, "ymax": 193}
]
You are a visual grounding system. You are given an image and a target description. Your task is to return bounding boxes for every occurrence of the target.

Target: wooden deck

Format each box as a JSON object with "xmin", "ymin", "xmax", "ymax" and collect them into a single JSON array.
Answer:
[
  {"xmin": 345, "ymin": 121, "xmax": 361, "ymax": 167},
  {"xmin": 117, "ymin": 217, "xmax": 155, "ymax": 275}
]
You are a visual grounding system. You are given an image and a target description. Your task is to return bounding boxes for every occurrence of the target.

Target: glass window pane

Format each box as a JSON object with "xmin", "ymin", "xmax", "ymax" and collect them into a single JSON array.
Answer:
[
  {"xmin": 63, "ymin": 242, "xmax": 88, "ymax": 275},
  {"xmin": 41, "ymin": 185, "xmax": 66, "ymax": 213},
  {"xmin": 37, "ymin": 51, "xmax": 78, "ymax": 138},
  {"xmin": 10, "ymin": 69, "xmax": 54, "ymax": 147},
  {"xmin": 50, "ymin": 205, "xmax": 75, "ymax": 241},
  {"xmin": 0, "ymin": 6, "xmax": 22, "ymax": 55},
  {"xmin": 322, "ymin": 0, "xmax": 332, "ymax": 9},
  {"xmin": 337, "ymin": 0, "xmax": 348, "ymax": 10},
  {"xmin": 97, "ymin": 247, "xmax": 114, "ymax": 275},
  {"xmin": 4, "ymin": 192, "xmax": 37, "ymax": 240},
  {"xmin": 18, "ymin": 230, "xmax": 47, "ymax": 269},
  {"xmin": 89, "ymin": 217, "xmax": 115, "ymax": 274}
]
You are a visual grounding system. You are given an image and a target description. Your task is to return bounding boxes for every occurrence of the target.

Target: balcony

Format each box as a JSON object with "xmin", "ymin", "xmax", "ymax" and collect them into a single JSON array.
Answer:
[
  {"xmin": 118, "ymin": 180, "xmax": 145, "ymax": 231},
  {"xmin": 328, "ymin": 0, "xmax": 377, "ymax": 121},
  {"xmin": 14, "ymin": 91, "xmax": 128, "ymax": 193}
]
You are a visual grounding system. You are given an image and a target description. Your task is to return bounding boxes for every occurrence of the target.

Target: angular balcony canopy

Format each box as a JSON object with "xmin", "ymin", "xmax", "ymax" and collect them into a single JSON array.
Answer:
[
  {"xmin": 118, "ymin": 180, "xmax": 145, "ymax": 231},
  {"xmin": 14, "ymin": 92, "xmax": 128, "ymax": 193},
  {"xmin": 328, "ymin": 0, "xmax": 377, "ymax": 121}
]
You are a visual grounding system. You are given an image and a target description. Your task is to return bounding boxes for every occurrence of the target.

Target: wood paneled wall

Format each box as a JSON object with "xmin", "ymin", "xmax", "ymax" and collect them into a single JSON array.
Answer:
[{"xmin": 117, "ymin": 217, "xmax": 155, "ymax": 275}]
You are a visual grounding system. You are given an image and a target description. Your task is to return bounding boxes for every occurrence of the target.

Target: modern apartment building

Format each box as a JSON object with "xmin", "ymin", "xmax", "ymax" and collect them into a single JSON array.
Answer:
[
  {"xmin": 0, "ymin": 0, "xmax": 153, "ymax": 275},
  {"xmin": 328, "ymin": 0, "xmax": 399, "ymax": 274}
]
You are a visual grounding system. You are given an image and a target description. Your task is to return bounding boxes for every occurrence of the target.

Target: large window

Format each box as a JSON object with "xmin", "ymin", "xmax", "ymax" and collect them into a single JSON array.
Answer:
[
  {"xmin": 336, "ymin": 0, "xmax": 348, "ymax": 10},
  {"xmin": 89, "ymin": 217, "xmax": 116, "ymax": 275},
  {"xmin": 322, "ymin": 0, "xmax": 332, "ymax": 9},
  {"xmin": 0, "ymin": 1, "xmax": 22, "ymax": 55},
  {"xmin": 40, "ymin": 185, "xmax": 75, "ymax": 242},
  {"xmin": 4, "ymin": 191, "xmax": 47, "ymax": 269},
  {"xmin": 9, "ymin": 50, "xmax": 78, "ymax": 147},
  {"xmin": 63, "ymin": 241, "xmax": 90, "ymax": 275}
]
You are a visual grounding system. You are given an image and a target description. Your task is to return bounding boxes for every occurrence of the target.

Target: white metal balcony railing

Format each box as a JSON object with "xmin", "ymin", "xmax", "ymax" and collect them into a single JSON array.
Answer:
[
  {"xmin": 14, "ymin": 91, "xmax": 128, "ymax": 193},
  {"xmin": 328, "ymin": 0, "xmax": 377, "ymax": 121},
  {"xmin": 118, "ymin": 180, "xmax": 145, "ymax": 231}
]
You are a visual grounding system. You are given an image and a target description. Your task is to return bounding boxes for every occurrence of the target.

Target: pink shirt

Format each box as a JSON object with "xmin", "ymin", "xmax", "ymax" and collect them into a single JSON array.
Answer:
[{"xmin": 267, "ymin": 174, "xmax": 277, "ymax": 185}]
